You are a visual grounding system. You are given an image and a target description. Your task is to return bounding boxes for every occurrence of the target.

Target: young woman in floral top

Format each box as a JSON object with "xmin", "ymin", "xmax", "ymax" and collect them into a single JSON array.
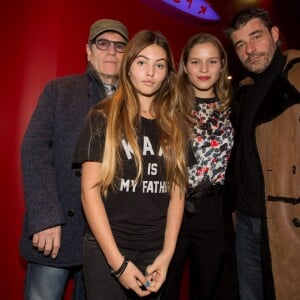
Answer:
[{"xmin": 162, "ymin": 33, "xmax": 238, "ymax": 300}]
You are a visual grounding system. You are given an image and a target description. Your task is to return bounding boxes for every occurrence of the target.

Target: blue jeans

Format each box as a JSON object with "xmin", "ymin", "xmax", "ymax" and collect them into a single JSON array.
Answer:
[
  {"xmin": 235, "ymin": 210, "xmax": 263, "ymax": 300},
  {"xmin": 24, "ymin": 263, "xmax": 86, "ymax": 300}
]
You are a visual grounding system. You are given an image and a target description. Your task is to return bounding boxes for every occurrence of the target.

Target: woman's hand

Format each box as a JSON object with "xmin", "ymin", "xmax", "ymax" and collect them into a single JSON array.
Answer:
[
  {"xmin": 144, "ymin": 252, "xmax": 171, "ymax": 293},
  {"xmin": 118, "ymin": 261, "xmax": 151, "ymax": 297}
]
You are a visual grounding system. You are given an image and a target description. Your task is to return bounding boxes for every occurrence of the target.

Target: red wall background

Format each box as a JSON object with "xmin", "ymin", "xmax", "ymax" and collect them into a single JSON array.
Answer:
[{"xmin": 1, "ymin": 0, "xmax": 297, "ymax": 298}]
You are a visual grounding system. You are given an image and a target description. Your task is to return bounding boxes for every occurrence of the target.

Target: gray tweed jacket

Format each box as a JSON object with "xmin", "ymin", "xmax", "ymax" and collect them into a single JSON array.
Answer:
[{"xmin": 20, "ymin": 67, "xmax": 107, "ymax": 267}]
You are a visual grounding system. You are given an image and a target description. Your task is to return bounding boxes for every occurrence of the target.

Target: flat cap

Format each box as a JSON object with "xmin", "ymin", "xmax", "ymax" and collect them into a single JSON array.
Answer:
[{"xmin": 89, "ymin": 19, "xmax": 128, "ymax": 42}]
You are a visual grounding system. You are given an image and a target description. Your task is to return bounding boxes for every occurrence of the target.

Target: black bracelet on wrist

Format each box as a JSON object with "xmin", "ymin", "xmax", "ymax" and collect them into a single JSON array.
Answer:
[{"xmin": 111, "ymin": 257, "xmax": 129, "ymax": 278}]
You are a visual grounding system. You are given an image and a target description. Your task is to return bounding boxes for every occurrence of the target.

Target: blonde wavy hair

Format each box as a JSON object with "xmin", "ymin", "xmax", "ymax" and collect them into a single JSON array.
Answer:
[
  {"xmin": 91, "ymin": 30, "xmax": 191, "ymax": 196},
  {"xmin": 177, "ymin": 33, "xmax": 232, "ymax": 115}
]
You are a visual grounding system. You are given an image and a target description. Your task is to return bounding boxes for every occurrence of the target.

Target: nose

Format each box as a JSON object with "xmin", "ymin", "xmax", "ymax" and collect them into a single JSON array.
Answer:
[
  {"xmin": 108, "ymin": 43, "xmax": 116, "ymax": 55},
  {"xmin": 245, "ymin": 41, "xmax": 256, "ymax": 54},
  {"xmin": 146, "ymin": 66, "xmax": 154, "ymax": 76},
  {"xmin": 200, "ymin": 62, "xmax": 208, "ymax": 73}
]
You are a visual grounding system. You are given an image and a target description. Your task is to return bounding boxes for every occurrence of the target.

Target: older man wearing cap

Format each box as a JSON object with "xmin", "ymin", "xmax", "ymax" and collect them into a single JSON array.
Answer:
[{"xmin": 20, "ymin": 19, "xmax": 128, "ymax": 300}]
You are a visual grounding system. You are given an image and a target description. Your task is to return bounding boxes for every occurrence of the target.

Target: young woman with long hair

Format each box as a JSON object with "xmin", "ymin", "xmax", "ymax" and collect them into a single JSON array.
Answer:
[
  {"xmin": 162, "ymin": 33, "xmax": 238, "ymax": 300},
  {"xmin": 73, "ymin": 29, "xmax": 192, "ymax": 300}
]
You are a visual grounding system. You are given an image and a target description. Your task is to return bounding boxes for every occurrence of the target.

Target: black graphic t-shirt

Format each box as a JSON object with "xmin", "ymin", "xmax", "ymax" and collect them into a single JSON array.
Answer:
[{"xmin": 74, "ymin": 111, "xmax": 169, "ymax": 251}]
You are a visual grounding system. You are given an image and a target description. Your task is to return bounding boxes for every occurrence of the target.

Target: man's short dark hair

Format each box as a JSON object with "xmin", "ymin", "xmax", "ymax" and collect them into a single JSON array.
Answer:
[{"xmin": 225, "ymin": 7, "xmax": 273, "ymax": 41}]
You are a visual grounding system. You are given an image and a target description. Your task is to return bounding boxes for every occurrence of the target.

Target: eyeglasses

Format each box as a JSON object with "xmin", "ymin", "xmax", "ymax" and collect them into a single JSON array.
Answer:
[{"xmin": 93, "ymin": 38, "xmax": 127, "ymax": 53}]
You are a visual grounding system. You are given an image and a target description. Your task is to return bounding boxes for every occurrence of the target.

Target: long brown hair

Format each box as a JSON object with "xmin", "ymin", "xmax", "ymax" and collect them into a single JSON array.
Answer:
[
  {"xmin": 177, "ymin": 33, "xmax": 232, "ymax": 115},
  {"xmin": 91, "ymin": 30, "xmax": 190, "ymax": 195}
]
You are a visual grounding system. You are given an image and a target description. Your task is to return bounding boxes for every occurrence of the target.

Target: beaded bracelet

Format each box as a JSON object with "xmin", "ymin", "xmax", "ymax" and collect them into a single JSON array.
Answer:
[{"xmin": 111, "ymin": 257, "xmax": 129, "ymax": 278}]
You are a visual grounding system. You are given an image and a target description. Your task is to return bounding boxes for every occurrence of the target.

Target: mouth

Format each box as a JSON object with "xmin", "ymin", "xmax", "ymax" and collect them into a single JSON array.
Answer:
[
  {"xmin": 247, "ymin": 54, "xmax": 261, "ymax": 64},
  {"xmin": 198, "ymin": 76, "xmax": 210, "ymax": 81},
  {"xmin": 104, "ymin": 60, "xmax": 118, "ymax": 64},
  {"xmin": 142, "ymin": 81, "xmax": 155, "ymax": 86}
]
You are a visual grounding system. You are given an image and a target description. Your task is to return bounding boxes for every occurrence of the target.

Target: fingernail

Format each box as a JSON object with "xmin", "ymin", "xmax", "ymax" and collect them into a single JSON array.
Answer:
[{"xmin": 145, "ymin": 281, "xmax": 150, "ymax": 287}]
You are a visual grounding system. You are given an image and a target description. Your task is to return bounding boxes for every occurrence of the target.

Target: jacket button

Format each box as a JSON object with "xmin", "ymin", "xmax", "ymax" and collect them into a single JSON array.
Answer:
[
  {"xmin": 75, "ymin": 170, "xmax": 81, "ymax": 177},
  {"xmin": 292, "ymin": 218, "xmax": 300, "ymax": 227},
  {"xmin": 68, "ymin": 210, "xmax": 75, "ymax": 217}
]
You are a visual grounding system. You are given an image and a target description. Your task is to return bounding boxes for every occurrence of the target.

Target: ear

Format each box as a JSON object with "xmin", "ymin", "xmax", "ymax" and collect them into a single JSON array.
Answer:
[
  {"xmin": 220, "ymin": 58, "xmax": 225, "ymax": 71},
  {"xmin": 271, "ymin": 26, "xmax": 279, "ymax": 44},
  {"xmin": 183, "ymin": 65, "xmax": 188, "ymax": 74},
  {"xmin": 86, "ymin": 44, "xmax": 91, "ymax": 62}
]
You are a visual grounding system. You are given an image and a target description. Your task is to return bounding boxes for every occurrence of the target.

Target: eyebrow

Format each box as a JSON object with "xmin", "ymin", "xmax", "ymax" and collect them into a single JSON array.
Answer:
[
  {"xmin": 234, "ymin": 29, "xmax": 263, "ymax": 48},
  {"xmin": 249, "ymin": 29, "xmax": 263, "ymax": 37},
  {"xmin": 189, "ymin": 56, "xmax": 220, "ymax": 60},
  {"xmin": 136, "ymin": 54, "xmax": 167, "ymax": 62},
  {"xmin": 96, "ymin": 38, "xmax": 127, "ymax": 43}
]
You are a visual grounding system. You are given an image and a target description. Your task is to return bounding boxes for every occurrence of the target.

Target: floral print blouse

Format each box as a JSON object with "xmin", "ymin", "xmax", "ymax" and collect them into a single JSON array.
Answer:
[{"xmin": 188, "ymin": 97, "xmax": 234, "ymax": 188}]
